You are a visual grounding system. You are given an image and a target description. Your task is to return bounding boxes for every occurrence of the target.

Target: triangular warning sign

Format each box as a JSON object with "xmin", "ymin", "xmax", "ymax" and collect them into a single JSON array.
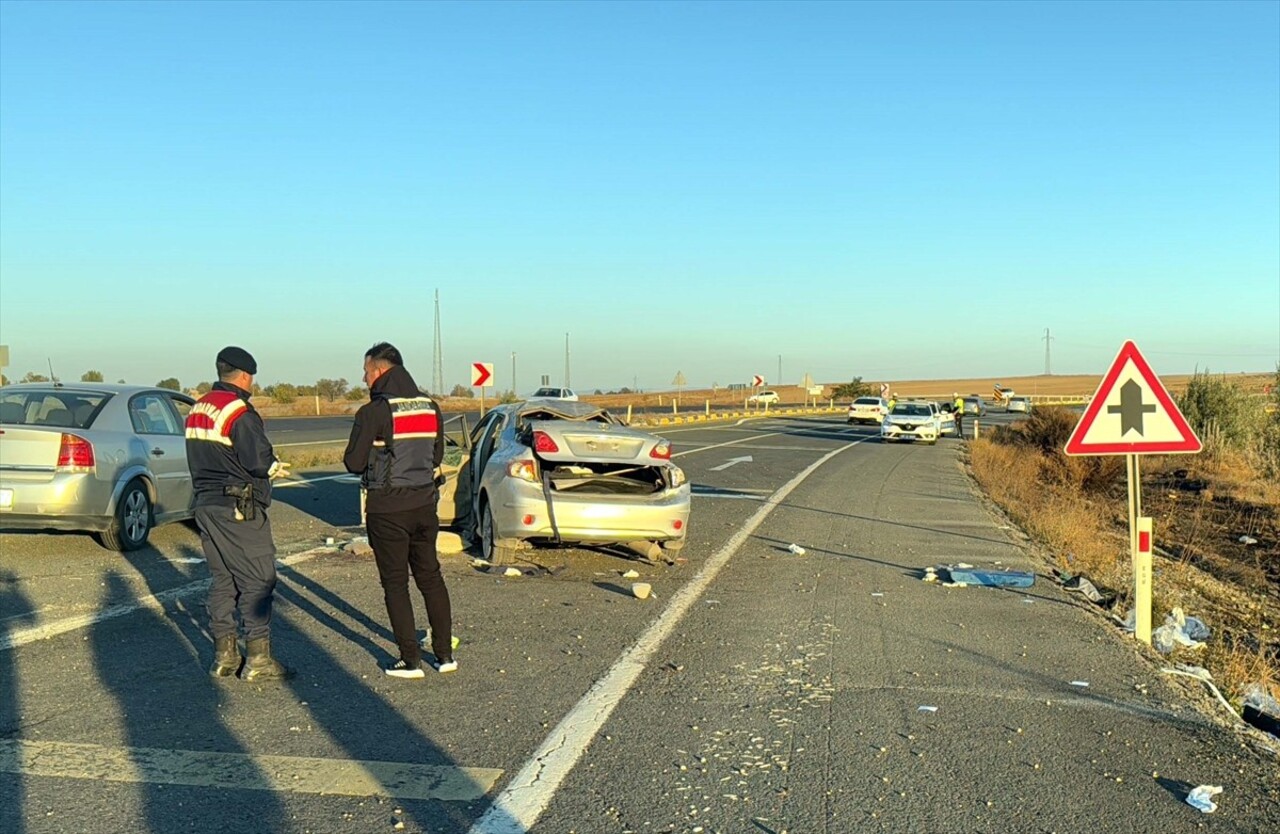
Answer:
[{"xmin": 1065, "ymin": 340, "xmax": 1202, "ymax": 456}]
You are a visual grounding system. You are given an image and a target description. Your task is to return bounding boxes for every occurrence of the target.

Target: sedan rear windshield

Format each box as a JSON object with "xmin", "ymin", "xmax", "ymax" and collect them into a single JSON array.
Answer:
[
  {"xmin": 0, "ymin": 390, "xmax": 112, "ymax": 429},
  {"xmin": 853, "ymin": 397, "xmax": 881, "ymax": 405}
]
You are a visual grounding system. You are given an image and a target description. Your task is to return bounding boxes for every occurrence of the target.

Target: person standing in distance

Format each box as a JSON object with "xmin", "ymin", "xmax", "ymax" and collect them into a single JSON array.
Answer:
[
  {"xmin": 344, "ymin": 342, "xmax": 454, "ymax": 678},
  {"xmin": 185, "ymin": 347, "xmax": 293, "ymax": 681}
]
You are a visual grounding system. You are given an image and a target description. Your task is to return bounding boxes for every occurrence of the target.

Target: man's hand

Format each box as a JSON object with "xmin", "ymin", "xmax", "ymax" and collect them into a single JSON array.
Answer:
[{"xmin": 268, "ymin": 460, "xmax": 294, "ymax": 481}]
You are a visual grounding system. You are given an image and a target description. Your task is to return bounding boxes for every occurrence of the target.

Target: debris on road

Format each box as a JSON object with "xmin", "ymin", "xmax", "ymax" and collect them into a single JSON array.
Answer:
[
  {"xmin": 1055, "ymin": 570, "xmax": 1120, "ymax": 608},
  {"xmin": 489, "ymin": 566, "xmax": 522, "ymax": 578},
  {"xmin": 1152, "ymin": 607, "xmax": 1211, "ymax": 654},
  {"xmin": 786, "ymin": 543, "xmax": 806, "ymax": 555},
  {"xmin": 1238, "ymin": 534, "xmax": 1258, "ymax": 545},
  {"xmin": 871, "ymin": 592, "xmax": 885, "ymax": 597},
  {"xmin": 1186, "ymin": 784, "xmax": 1224, "ymax": 813},
  {"xmin": 622, "ymin": 569, "xmax": 641, "ymax": 579},
  {"xmin": 923, "ymin": 564, "xmax": 1035, "ymax": 588},
  {"xmin": 470, "ymin": 557, "xmax": 491, "ymax": 568},
  {"xmin": 325, "ymin": 536, "xmax": 335, "ymax": 545},
  {"xmin": 917, "ymin": 705, "xmax": 938, "ymax": 713},
  {"xmin": 1069, "ymin": 680, "xmax": 1090, "ymax": 688},
  {"xmin": 1162, "ymin": 665, "xmax": 1240, "ymax": 722},
  {"xmin": 1242, "ymin": 684, "xmax": 1280, "ymax": 737},
  {"xmin": 344, "ymin": 536, "xmax": 373, "ymax": 556},
  {"xmin": 631, "ymin": 582, "xmax": 653, "ymax": 600}
]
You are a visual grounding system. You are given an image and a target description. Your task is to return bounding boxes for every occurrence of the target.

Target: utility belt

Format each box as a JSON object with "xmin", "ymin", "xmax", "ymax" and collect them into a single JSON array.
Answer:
[{"xmin": 223, "ymin": 483, "xmax": 256, "ymax": 521}]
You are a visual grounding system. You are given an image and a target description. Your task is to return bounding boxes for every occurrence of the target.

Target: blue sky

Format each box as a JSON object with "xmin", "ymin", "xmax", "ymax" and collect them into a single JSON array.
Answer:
[{"xmin": 1, "ymin": 1, "xmax": 1276, "ymax": 392}]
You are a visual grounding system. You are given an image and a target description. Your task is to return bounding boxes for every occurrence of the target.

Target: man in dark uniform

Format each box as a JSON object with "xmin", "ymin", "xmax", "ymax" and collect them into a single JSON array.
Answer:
[
  {"xmin": 344, "ymin": 342, "xmax": 453, "ymax": 679},
  {"xmin": 185, "ymin": 346, "xmax": 292, "ymax": 681}
]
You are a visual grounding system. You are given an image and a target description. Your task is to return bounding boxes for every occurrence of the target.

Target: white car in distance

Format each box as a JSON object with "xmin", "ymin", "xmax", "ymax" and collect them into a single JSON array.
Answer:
[
  {"xmin": 847, "ymin": 396, "xmax": 889, "ymax": 425},
  {"xmin": 747, "ymin": 390, "xmax": 779, "ymax": 405},
  {"xmin": 881, "ymin": 401, "xmax": 941, "ymax": 445}
]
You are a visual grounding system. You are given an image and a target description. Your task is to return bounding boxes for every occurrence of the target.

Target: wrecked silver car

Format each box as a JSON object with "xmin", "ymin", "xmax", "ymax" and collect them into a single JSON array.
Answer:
[{"xmin": 438, "ymin": 401, "xmax": 690, "ymax": 565}]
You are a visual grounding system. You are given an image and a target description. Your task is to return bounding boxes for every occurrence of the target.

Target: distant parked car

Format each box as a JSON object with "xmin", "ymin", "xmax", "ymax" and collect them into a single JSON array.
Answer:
[
  {"xmin": 881, "ymin": 401, "xmax": 941, "ymax": 445},
  {"xmin": 444, "ymin": 400, "xmax": 690, "ymax": 565},
  {"xmin": 0, "ymin": 383, "xmax": 196, "ymax": 550},
  {"xmin": 847, "ymin": 396, "xmax": 888, "ymax": 425},
  {"xmin": 962, "ymin": 396, "xmax": 986, "ymax": 417},
  {"xmin": 530, "ymin": 387, "xmax": 578, "ymax": 401},
  {"xmin": 1006, "ymin": 395, "xmax": 1031, "ymax": 414},
  {"xmin": 747, "ymin": 390, "xmax": 780, "ymax": 405}
]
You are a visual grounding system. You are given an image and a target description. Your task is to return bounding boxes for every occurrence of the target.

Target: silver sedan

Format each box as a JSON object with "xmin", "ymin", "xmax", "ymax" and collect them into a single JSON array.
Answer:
[
  {"xmin": 440, "ymin": 401, "xmax": 690, "ymax": 565},
  {"xmin": 0, "ymin": 383, "xmax": 196, "ymax": 550}
]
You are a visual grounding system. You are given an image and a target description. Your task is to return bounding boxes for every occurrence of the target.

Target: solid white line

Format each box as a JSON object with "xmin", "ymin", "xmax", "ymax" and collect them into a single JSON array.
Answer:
[
  {"xmin": 0, "ymin": 739, "xmax": 503, "ymax": 801},
  {"xmin": 273, "ymin": 473, "xmax": 361, "ymax": 488},
  {"xmin": 671, "ymin": 431, "xmax": 782, "ymax": 458},
  {"xmin": 0, "ymin": 546, "xmax": 331, "ymax": 652},
  {"xmin": 467, "ymin": 435, "xmax": 871, "ymax": 834}
]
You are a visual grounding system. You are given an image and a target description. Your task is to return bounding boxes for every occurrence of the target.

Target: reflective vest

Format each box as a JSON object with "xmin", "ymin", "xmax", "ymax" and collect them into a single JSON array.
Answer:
[
  {"xmin": 954, "ymin": 398, "xmax": 965, "ymax": 414},
  {"xmin": 185, "ymin": 390, "xmax": 248, "ymax": 446},
  {"xmin": 365, "ymin": 396, "xmax": 439, "ymax": 490}
]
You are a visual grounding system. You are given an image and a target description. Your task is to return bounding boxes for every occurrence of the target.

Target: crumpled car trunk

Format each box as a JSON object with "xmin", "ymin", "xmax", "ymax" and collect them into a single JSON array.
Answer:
[{"xmin": 542, "ymin": 462, "xmax": 673, "ymax": 495}]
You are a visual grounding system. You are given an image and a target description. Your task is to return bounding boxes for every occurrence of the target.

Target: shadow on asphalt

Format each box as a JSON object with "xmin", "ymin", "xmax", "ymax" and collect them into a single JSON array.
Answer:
[
  {"xmin": 1, "ymin": 570, "xmax": 36, "ymax": 834},
  {"xmin": 762, "ymin": 504, "xmax": 1013, "ymax": 546},
  {"xmin": 271, "ymin": 474, "xmax": 363, "ymax": 528},
  {"xmin": 103, "ymin": 534, "xmax": 522, "ymax": 833}
]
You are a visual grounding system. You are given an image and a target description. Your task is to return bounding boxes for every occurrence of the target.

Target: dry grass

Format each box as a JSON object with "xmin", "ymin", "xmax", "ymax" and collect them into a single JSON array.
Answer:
[{"xmin": 970, "ymin": 415, "xmax": 1280, "ymax": 711}]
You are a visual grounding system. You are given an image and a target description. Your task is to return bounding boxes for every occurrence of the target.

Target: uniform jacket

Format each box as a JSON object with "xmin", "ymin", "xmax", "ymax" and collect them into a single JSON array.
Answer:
[
  {"xmin": 185, "ymin": 382, "xmax": 276, "ymax": 508},
  {"xmin": 344, "ymin": 365, "xmax": 444, "ymax": 515}
]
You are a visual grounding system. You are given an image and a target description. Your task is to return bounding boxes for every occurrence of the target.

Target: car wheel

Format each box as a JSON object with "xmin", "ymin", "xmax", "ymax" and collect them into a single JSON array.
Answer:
[
  {"xmin": 101, "ymin": 479, "xmax": 152, "ymax": 551},
  {"xmin": 480, "ymin": 500, "xmax": 519, "ymax": 566}
]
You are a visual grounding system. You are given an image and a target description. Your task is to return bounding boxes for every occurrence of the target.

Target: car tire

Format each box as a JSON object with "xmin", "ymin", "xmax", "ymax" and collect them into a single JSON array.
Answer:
[
  {"xmin": 479, "ymin": 499, "xmax": 519, "ymax": 566},
  {"xmin": 101, "ymin": 479, "xmax": 152, "ymax": 551}
]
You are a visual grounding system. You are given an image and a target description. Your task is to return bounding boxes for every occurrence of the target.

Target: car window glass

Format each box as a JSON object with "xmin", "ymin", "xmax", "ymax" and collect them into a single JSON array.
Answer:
[
  {"xmin": 0, "ymin": 390, "xmax": 109, "ymax": 428},
  {"xmin": 130, "ymin": 394, "xmax": 182, "ymax": 435},
  {"xmin": 165, "ymin": 395, "xmax": 193, "ymax": 426}
]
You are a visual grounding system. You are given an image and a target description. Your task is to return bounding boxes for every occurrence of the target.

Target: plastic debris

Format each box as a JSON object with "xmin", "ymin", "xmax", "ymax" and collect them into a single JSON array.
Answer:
[
  {"xmin": 917, "ymin": 705, "xmax": 938, "ymax": 713},
  {"xmin": 1162, "ymin": 665, "xmax": 1239, "ymax": 721},
  {"xmin": 871, "ymin": 592, "xmax": 885, "ymax": 597},
  {"xmin": 1185, "ymin": 785, "xmax": 1223, "ymax": 814},
  {"xmin": 1058, "ymin": 572, "xmax": 1119, "ymax": 608},
  {"xmin": 945, "ymin": 566, "xmax": 1035, "ymax": 588},
  {"xmin": 1152, "ymin": 607, "xmax": 1211, "ymax": 654},
  {"xmin": 1069, "ymin": 680, "xmax": 1090, "ymax": 688},
  {"xmin": 470, "ymin": 558, "xmax": 491, "ymax": 568},
  {"xmin": 1238, "ymin": 535, "xmax": 1258, "ymax": 545},
  {"xmin": 786, "ymin": 543, "xmax": 806, "ymax": 555},
  {"xmin": 922, "ymin": 567, "xmax": 939, "ymax": 583},
  {"xmin": 631, "ymin": 582, "xmax": 653, "ymax": 600},
  {"xmin": 325, "ymin": 537, "xmax": 335, "ymax": 546},
  {"xmin": 1242, "ymin": 683, "xmax": 1280, "ymax": 737},
  {"xmin": 622, "ymin": 569, "xmax": 641, "ymax": 579},
  {"xmin": 500, "ymin": 567, "xmax": 522, "ymax": 577}
]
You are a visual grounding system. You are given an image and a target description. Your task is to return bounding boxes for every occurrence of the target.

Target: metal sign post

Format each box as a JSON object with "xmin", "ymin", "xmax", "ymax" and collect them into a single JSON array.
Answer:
[
  {"xmin": 472, "ymin": 362, "xmax": 494, "ymax": 417},
  {"xmin": 1066, "ymin": 341, "xmax": 1201, "ymax": 647}
]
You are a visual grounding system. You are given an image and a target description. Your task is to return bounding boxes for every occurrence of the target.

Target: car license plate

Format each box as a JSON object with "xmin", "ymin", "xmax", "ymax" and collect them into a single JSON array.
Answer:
[{"xmin": 0, "ymin": 489, "xmax": 12, "ymax": 510}]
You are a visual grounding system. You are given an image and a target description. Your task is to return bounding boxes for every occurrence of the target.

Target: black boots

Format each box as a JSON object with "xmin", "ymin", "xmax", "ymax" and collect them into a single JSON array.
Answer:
[
  {"xmin": 209, "ymin": 635, "xmax": 241, "ymax": 678},
  {"xmin": 240, "ymin": 637, "xmax": 294, "ymax": 681}
]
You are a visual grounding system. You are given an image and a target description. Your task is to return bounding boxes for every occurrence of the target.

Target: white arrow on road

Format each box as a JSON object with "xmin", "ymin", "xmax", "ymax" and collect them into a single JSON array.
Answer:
[{"xmin": 709, "ymin": 455, "xmax": 754, "ymax": 471}]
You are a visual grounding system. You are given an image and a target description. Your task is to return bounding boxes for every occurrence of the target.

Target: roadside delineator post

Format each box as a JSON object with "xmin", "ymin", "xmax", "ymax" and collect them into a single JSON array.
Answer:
[
  {"xmin": 626, "ymin": 404, "xmax": 632, "ymax": 424},
  {"xmin": 973, "ymin": 419, "xmax": 979, "ymax": 440},
  {"xmin": 1135, "ymin": 515, "xmax": 1154, "ymax": 644}
]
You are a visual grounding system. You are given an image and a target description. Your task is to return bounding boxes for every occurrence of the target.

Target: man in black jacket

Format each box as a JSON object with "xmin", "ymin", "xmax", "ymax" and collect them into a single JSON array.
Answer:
[
  {"xmin": 344, "ymin": 343, "xmax": 454, "ymax": 678},
  {"xmin": 185, "ymin": 346, "xmax": 292, "ymax": 681}
]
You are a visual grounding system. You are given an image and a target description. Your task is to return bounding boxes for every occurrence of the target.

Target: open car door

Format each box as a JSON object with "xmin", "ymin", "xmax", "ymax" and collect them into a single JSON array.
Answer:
[{"xmin": 436, "ymin": 414, "xmax": 471, "ymax": 527}]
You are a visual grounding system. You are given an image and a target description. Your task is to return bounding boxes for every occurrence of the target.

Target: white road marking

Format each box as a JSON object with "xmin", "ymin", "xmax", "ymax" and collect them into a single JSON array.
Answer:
[
  {"xmin": 708, "ymin": 455, "xmax": 753, "ymax": 472},
  {"xmin": 672, "ymin": 431, "xmax": 783, "ymax": 458},
  {"xmin": 274, "ymin": 473, "xmax": 361, "ymax": 488},
  {"xmin": 467, "ymin": 435, "xmax": 871, "ymax": 834},
  {"xmin": 0, "ymin": 546, "xmax": 330, "ymax": 652},
  {"xmin": 0, "ymin": 739, "xmax": 502, "ymax": 801}
]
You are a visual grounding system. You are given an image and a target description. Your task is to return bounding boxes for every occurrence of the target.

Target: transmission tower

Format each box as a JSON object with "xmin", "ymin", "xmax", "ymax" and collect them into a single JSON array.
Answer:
[
  {"xmin": 564, "ymin": 332, "xmax": 571, "ymax": 387},
  {"xmin": 432, "ymin": 290, "xmax": 444, "ymax": 395},
  {"xmin": 1042, "ymin": 328, "xmax": 1053, "ymax": 376}
]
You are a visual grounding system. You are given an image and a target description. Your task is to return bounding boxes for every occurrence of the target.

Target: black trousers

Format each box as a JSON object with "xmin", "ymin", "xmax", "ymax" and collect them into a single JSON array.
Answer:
[
  {"xmin": 366, "ymin": 506, "xmax": 452, "ymax": 664},
  {"xmin": 194, "ymin": 504, "xmax": 277, "ymax": 641}
]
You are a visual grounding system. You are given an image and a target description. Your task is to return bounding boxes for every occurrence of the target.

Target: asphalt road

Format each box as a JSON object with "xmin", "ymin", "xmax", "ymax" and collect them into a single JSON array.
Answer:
[
  {"xmin": 2, "ymin": 415, "xmax": 1275, "ymax": 834},
  {"xmin": 264, "ymin": 405, "xmax": 1042, "ymax": 448}
]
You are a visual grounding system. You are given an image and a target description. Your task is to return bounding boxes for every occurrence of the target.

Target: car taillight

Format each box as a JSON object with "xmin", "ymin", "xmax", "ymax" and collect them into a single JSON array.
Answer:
[
  {"xmin": 649, "ymin": 441, "xmax": 671, "ymax": 459},
  {"xmin": 533, "ymin": 431, "xmax": 559, "ymax": 454},
  {"xmin": 506, "ymin": 460, "xmax": 538, "ymax": 482},
  {"xmin": 57, "ymin": 433, "xmax": 95, "ymax": 471}
]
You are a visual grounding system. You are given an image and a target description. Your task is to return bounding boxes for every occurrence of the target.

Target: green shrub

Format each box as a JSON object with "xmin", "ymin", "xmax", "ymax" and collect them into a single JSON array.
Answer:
[{"xmin": 1177, "ymin": 371, "xmax": 1264, "ymax": 459}]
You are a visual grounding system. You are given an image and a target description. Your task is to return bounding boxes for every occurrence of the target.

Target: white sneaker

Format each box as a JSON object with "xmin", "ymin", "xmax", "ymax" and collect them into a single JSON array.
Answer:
[
  {"xmin": 431, "ymin": 657, "xmax": 458, "ymax": 674},
  {"xmin": 384, "ymin": 659, "xmax": 425, "ymax": 679}
]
